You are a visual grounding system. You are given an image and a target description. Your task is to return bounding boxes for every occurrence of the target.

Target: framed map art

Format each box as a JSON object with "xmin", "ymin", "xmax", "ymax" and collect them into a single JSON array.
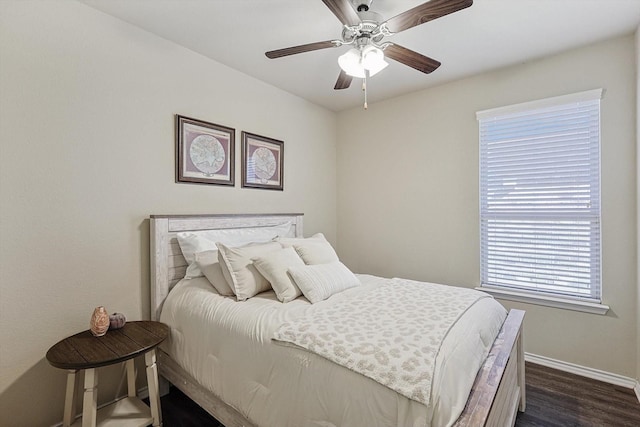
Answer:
[
  {"xmin": 241, "ymin": 131, "xmax": 284, "ymax": 191},
  {"xmin": 175, "ymin": 115, "xmax": 235, "ymax": 186}
]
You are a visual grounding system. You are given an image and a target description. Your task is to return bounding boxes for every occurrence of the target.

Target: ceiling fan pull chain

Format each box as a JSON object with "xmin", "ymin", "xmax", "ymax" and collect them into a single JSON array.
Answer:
[{"xmin": 363, "ymin": 70, "xmax": 368, "ymax": 110}]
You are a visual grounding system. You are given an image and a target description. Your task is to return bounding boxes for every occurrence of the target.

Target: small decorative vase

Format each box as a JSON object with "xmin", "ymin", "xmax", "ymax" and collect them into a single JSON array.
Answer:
[
  {"xmin": 90, "ymin": 306, "xmax": 109, "ymax": 337},
  {"xmin": 109, "ymin": 312, "xmax": 126, "ymax": 330}
]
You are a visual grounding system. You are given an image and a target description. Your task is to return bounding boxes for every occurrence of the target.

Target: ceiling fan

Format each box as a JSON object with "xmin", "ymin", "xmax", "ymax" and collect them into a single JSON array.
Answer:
[{"xmin": 265, "ymin": 0, "xmax": 473, "ymax": 105}]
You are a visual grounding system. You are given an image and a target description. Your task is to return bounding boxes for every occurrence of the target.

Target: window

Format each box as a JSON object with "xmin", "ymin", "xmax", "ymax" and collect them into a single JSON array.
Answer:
[{"xmin": 477, "ymin": 89, "xmax": 607, "ymax": 314}]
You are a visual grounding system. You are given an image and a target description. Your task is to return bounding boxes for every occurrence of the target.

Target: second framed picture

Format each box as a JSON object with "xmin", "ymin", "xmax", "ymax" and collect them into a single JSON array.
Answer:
[{"xmin": 241, "ymin": 131, "xmax": 284, "ymax": 191}]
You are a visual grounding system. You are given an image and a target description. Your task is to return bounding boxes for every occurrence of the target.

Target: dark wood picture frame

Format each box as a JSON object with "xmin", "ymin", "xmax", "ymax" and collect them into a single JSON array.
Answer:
[
  {"xmin": 175, "ymin": 115, "xmax": 235, "ymax": 186},
  {"xmin": 241, "ymin": 131, "xmax": 284, "ymax": 191}
]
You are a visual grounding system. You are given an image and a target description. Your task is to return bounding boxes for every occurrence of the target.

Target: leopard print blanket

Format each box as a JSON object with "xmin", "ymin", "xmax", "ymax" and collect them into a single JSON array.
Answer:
[{"xmin": 273, "ymin": 278, "xmax": 490, "ymax": 406}]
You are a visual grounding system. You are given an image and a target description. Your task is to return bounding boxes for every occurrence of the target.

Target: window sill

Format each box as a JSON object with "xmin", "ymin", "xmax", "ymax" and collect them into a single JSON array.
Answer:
[{"xmin": 475, "ymin": 285, "xmax": 610, "ymax": 315}]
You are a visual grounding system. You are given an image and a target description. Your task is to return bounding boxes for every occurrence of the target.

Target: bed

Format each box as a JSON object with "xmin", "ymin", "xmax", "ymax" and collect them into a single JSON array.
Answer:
[{"xmin": 150, "ymin": 213, "xmax": 526, "ymax": 427}]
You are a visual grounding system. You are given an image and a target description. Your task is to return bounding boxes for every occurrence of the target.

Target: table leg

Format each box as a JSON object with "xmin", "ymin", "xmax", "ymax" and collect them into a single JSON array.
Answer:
[
  {"xmin": 82, "ymin": 368, "xmax": 98, "ymax": 427},
  {"xmin": 145, "ymin": 349, "xmax": 162, "ymax": 426},
  {"xmin": 63, "ymin": 370, "xmax": 77, "ymax": 427},
  {"xmin": 126, "ymin": 359, "xmax": 137, "ymax": 398}
]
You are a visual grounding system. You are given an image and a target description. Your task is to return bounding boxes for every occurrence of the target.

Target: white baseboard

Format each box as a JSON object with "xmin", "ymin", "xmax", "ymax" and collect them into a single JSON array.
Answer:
[
  {"xmin": 525, "ymin": 352, "xmax": 638, "ymax": 391},
  {"xmin": 635, "ymin": 381, "xmax": 640, "ymax": 403},
  {"xmin": 138, "ymin": 385, "xmax": 150, "ymax": 400}
]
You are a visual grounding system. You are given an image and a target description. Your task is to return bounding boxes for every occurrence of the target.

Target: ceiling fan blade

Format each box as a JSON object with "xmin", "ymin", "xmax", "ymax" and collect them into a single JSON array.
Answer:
[
  {"xmin": 384, "ymin": 0, "xmax": 473, "ymax": 34},
  {"xmin": 265, "ymin": 40, "xmax": 339, "ymax": 59},
  {"xmin": 384, "ymin": 43, "xmax": 441, "ymax": 74},
  {"xmin": 321, "ymin": 0, "xmax": 361, "ymax": 26},
  {"xmin": 334, "ymin": 70, "xmax": 353, "ymax": 90}
]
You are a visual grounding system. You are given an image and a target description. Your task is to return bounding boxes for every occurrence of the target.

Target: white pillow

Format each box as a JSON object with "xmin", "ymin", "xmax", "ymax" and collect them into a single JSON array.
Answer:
[
  {"xmin": 217, "ymin": 241, "xmax": 282, "ymax": 301},
  {"xmin": 194, "ymin": 250, "xmax": 234, "ymax": 296},
  {"xmin": 177, "ymin": 222, "xmax": 294, "ymax": 278},
  {"xmin": 277, "ymin": 233, "xmax": 339, "ymax": 265},
  {"xmin": 253, "ymin": 247, "xmax": 305, "ymax": 303},
  {"xmin": 288, "ymin": 261, "xmax": 360, "ymax": 304}
]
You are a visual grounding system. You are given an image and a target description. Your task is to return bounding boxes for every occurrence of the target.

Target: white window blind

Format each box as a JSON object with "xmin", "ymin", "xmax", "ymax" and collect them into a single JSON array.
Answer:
[{"xmin": 477, "ymin": 89, "xmax": 602, "ymax": 302}]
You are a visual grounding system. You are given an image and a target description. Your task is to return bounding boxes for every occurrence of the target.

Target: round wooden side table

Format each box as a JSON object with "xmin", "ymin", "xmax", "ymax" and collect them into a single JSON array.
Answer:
[{"xmin": 46, "ymin": 321, "xmax": 169, "ymax": 427}]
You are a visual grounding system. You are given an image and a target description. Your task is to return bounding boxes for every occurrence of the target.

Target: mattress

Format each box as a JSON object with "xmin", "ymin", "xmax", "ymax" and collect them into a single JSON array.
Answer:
[{"xmin": 159, "ymin": 274, "xmax": 507, "ymax": 427}]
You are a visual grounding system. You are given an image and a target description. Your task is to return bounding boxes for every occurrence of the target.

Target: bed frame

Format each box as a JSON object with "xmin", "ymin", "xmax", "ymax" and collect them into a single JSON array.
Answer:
[{"xmin": 150, "ymin": 213, "xmax": 526, "ymax": 427}]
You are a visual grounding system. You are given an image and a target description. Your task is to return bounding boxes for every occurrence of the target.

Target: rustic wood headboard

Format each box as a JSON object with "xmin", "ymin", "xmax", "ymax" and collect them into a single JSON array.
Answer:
[{"xmin": 149, "ymin": 213, "xmax": 304, "ymax": 321}]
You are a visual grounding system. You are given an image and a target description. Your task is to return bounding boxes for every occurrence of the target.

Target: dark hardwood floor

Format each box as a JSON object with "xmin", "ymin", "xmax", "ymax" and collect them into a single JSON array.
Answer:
[
  {"xmin": 515, "ymin": 362, "xmax": 640, "ymax": 427},
  {"xmin": 157, "ymin": 386, "xmax": 223, "ymax": 427},
  {"xmin": 158, "ymin": 362, "xmax": 640, "ymax": 426}
]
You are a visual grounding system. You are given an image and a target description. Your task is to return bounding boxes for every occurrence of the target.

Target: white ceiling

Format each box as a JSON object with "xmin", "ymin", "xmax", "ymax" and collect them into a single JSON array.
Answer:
[{"xmin": 80, "ymin": 0, "xmax": 640, "ymax": 112}]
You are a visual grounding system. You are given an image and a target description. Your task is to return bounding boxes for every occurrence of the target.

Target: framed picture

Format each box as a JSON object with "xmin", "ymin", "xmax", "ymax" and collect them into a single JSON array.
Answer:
[
  {"xmin": 241, "ymin": 131, "xmax": 284, "ymax": 191},
  {"xmin": 175, "ymin": 115, "xmax": 235, "ymax": 186}
]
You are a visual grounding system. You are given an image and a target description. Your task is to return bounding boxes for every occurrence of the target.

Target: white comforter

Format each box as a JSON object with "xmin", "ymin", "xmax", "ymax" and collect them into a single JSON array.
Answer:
[{"xmin": 159, "ymin": 275, "xmax": 507, "ymax": 427}]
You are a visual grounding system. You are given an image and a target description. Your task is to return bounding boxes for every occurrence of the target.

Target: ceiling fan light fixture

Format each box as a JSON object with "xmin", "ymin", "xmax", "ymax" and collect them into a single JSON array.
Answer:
[
  {"xmin": 338, "ymin": 48, "xmax": 366, "ymax": 78},
  {"xmin": 361, "ymin": 45, "xmax": 388, "ymax": 76},
  {"xmin": 338, "ymin": 45, "xmax": 388, "ymax": 78}
]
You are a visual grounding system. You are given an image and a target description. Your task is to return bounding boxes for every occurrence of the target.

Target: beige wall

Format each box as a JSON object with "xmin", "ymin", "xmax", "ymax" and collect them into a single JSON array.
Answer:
[
  {"xmin": 337, "ymin": 35, "xmax": 638, "ymax": 378},
  {"xmin": 0, "ymin": 1, "xmax": 337, "ymax": 425},
  {"xmin": 636, "ymin": 26, "xmax": 640, "ymax": 387}
]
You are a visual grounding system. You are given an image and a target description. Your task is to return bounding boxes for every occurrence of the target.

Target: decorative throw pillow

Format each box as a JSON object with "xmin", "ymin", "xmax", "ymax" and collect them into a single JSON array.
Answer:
[
  {"xmin": 253, "ymin": 247, "xmax": 306, "ymax": 303},
  {"xmin": 288, "ymin": 261, "xmax": 360, "ymax": 304},
  {"xmin": 194, "ymin": 250, "xmax": 234, "ymax": 296},
  {"xmin": 217, "ymin": 241, "xmax": 282, "ymax": 301},
  {"xmin": 177, "ymin": 222, "xmax": 293, "ymax": 278},
  {"xmin": 277, "ymin": 233, "xmax": 339, "ymax": 265}
]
